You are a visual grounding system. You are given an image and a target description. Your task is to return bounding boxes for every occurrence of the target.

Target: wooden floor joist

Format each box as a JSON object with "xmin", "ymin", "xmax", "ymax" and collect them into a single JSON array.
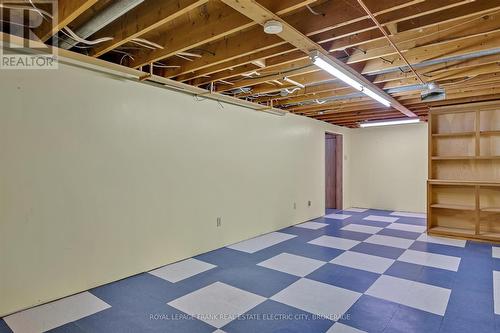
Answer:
[{"xmin": 7, "ymin": 0, "xmax": 500, "ymax": 127}]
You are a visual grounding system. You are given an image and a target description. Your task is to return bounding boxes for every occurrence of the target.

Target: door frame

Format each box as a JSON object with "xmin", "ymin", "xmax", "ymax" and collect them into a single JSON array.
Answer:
[{"xmin": 325, "ymin": 132, "xmax": 343, "ymax": 209}]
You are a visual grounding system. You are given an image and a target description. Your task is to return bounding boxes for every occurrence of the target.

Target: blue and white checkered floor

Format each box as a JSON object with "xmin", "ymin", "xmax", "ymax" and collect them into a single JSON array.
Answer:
[{"xmin": 2, "ymin": 208, "xmax": 500, "ymax": 333}]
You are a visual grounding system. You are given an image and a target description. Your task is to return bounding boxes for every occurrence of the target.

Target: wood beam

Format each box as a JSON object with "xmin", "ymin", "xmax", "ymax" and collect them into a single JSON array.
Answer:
[
  {"xmin": 163, "ymin": 0, "xmax": 421, "ymax": 78},
  {"xmin": 219, "ymin": 0, "xmax": 416, "ymax": 117},
  {"xmin": 362, "ymin": 30, "xmax": 500, "ymax": 74},
  {"xmin": 89, "ymin": 0, "xmax": 208, "ymax": 57},
  {"xmin": 129, "ymin": 0, "xmax": 318, "ymax": 68},
  {"xmin": 35, "ymin": 0, "xmax": 99, "ymax": 42},
  {"xmin": 176, "ymin": 0, "xmax": 495, "ymax": 84}
]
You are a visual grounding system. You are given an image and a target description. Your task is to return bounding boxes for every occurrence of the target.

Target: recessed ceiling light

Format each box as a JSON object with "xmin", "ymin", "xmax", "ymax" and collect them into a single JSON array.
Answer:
[{"xmin": 264, "ymin": 20, "xmax": 283, "ymax": 34}]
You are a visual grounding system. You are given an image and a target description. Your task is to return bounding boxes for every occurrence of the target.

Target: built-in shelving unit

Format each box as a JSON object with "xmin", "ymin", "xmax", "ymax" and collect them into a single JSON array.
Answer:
[{"xmin": 428, "ymin": 101, "xmax": 500, "ymax": 242}]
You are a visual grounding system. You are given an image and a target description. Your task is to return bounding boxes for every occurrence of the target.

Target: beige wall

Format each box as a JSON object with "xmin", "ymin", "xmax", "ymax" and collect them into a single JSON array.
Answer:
[
  {"xmin": 0, "ymin": 63, "xmax": 351, "ymax": 316},
  {"xmin": 349, "ymin": 122, "xmax": 428, "ymax": 213}
]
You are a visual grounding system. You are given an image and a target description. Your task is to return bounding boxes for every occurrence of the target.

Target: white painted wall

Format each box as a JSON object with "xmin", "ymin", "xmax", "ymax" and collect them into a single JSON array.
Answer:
[
  {"xmin": 0, "ymin": 63, "xmax": 351, "ymax": 316},
  {"xmin": 349, "ymin": 122, "xmax": 428, "ymax": 213}
]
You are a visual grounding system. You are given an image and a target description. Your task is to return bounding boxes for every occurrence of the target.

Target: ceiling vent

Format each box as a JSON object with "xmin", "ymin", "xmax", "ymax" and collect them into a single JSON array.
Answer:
[{"xmin": 421, "ymin": 82, "xmax": 446, "ymax": 102}]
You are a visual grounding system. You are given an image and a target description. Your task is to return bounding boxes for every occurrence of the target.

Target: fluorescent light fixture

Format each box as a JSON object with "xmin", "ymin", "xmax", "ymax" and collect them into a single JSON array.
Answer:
[
  {"xmin": 310, "ymin": 51, "xmax": 391, "ymax": 107},
  {"xmin": 312, "ymin": 56, "xmax": 362, "ymax": 91},
  {"xmin": 283, "ymin": 76, "xmax": 305, "ymax": 89},
  {"xmin": 359, "ymin": 118, "xmax": 420, "ymax": 128},
  {"xmin": 362, "ymin": 87, "xmax": 391, "ymax": 107}
]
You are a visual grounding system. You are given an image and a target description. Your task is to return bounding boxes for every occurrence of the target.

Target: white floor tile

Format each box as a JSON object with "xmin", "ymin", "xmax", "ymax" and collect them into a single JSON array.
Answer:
[
  {"xmin": 493, "ymin": 247, "xmax": 500, "ymax": 259},
  {"xmin": 325, "ymin": 213, "xmax": 352, "ymax": 220},
  {"xmin": 364, "ymin": 234, "xmax": 414, "ymax": 249},
  {"xmin": 341, "ymin": 224, "xmax": 382, "ymax": 235},
  {"xmin": 149, "ymin": 258, "xmax": 216, "ymax": 283},
  {"xmin": 494, "ymin": 271, "xmax": 500, "ymax": 315},
  {"xmin": 363, "ymin": 215, "xmax": 399, "ymax": 223},
  {"xmin": 3, "ymin": 292, "xmax": 110, "ymax": 333},
  {"xmin": 258, "ymin": 253, "xmax": 326, "ymax": 277},
  {"xmin": 330, "ymin": 251, "xmax": 395, "ymax": 274},
  {"xmin": 227, "ymin": 232, "xmax": 296, "ymax": 253},
  {"xmin": 271, "ymin": 278, "xmax": 361, "ymax": 319},
  {"xmin": 343, "ymin": 208, "xmax": 368, "ymax": 213},
  {"xmin": 327, "ymin": 322, "xmax": 367, "ymax": 333},
  {"xmin": 386, "ymin": 223, "xmax": 426, "ymax": 234},
  {"xmin": 398, "ymin": 250, "xmax": 461, "ymax": 272},
  {"xmin": 168, "ymin": 282, "xmax": 265, "ymax": 328},
  {"xmin": 295, "ymin": 221, "xmax": 329, "ymax": 230},
  {"xmin": 308, "ymin": 235, "xmax": 360, "ymax": 250},
  {"xmin": 416, "ymin": 234, "xmax": 466, "ymax": 248},
  {"xmin": 390, "ymin": 211, "xmax": 427, "ymax": 219},
  {"xmin": 366, "ymin": 275, "xmax": 451, "ymax": 315}
]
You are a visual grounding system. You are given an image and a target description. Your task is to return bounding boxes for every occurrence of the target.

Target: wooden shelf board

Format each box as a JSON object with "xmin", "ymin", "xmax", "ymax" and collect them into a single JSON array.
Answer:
[
  {"xmin": 478, "ymin": 232, "xmax": 500, "ymax": 241},
  {"xmin": 481, "ymin": 207, "xmax": 500, "ymax": 213},
  {"xmin": 428, "ymin": 180, "xmax": 500, "ymax": 186},
  {"xmin": 431, "ymin": 156, "xmax": 500, "ymax": 160},
  {"xmin": 431, "ymin": 203, "xmax": 475, "ymax": 211},
  {"xmin": 432, "ymin": 132, "xmax": 475, "ymax": 137},
  {"xmin": 428, "ymin": 226, "xmax": 475, "ymax": 236},
  {"xmin": 431, "ymin": 156, "xmax": 475, "ymax": 160},
  {"xmin": 480, "ymin": 130, "xmax": 500, "ymax": 136}
]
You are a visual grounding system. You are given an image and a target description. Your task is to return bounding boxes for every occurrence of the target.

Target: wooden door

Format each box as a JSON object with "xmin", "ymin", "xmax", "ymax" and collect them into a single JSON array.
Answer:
[{"xmin": 325, "ymin": 134, "xmax": 337, "ymax": 209}]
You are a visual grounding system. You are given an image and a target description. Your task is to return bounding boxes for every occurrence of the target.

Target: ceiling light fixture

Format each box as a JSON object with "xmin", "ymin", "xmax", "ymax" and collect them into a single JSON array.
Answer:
[
  {"xmin": 310, "ymin": 51, "xmax": 390, "ymax": 107},
  {"xmin": 359, "ymin": 118, "xmax": 420, "ymax": 128},
  {"xmin": 264, "ymin": 20, "xmax": 283, "ymax": 34}
]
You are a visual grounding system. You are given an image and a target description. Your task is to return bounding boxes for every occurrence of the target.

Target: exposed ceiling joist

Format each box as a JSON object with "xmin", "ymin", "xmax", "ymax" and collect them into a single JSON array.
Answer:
[
  {"xmin": 35, "ymin": 0, "xmax": 99, "ymax": 42},
  {"xmin": 219, "ymin": 0, "xmax": 416, "ymax": 118}
]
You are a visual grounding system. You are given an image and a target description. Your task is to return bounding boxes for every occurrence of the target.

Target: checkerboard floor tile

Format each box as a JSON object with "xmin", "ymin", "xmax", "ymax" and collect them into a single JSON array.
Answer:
[
  {"xmin": 340, "ymin": 224, "xmax": 383, "ymax": 234},
  {"xmin": 398, "ymin": 249, "xmax": 461, "ymax": 272},
  {"xmin": 330, "ymin": 251, "xmax": 395, "ymax": 274},
  {"xmin": 324, "ymin": 213, "xmax": 352, "ymax": 220},
  {"xmin": 363, "ymin": 215, "xmax": 399, "ymax": 223},
  {"xmin": 257, "ymin": 253, "xmax": 326, "ymax": 277},
  {"xmin": 168, "ymin": 282, "xmax": 266, "ymax": 328},
  {"xmin": 2, "ymin": 208, "xmax": 498, "ymax": 333},
  {"xmin": 149, "ymin": 258, "xmax": 217, "ymax": 283},
  {"xmin": 294, "ymin": 221, "xmax": 329, "ymax": 230},
  {"xmin": 270, "ymin": 278, "xmax": 361, "ymax": 319},
  {"xmin": 390, "ymin": 211, "xmax": 427, "ymax": 219},
  {"xmin": 227, "ymin": 232, "xmax": 296, "ymax": 253},
  {"xmin": 308, "ymin": 235, "xmax": 360, "ymax": 250},
  {"xmin": 364, "ymin": 234, "xmax": 415, "ymax": 249}
]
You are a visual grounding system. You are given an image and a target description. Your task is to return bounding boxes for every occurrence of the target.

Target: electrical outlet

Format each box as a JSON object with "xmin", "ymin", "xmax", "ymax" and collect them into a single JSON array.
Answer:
[
  {"xmin": 308, "ymin": 200, "xmax": 311, "ymax": 207},
  {"xmin": 293, "ymin": 202, "xmax": 297, "ymax": 209},
  {"xmin": 216, "ymin": 217, "xmax": 222, "ymax": 227}
]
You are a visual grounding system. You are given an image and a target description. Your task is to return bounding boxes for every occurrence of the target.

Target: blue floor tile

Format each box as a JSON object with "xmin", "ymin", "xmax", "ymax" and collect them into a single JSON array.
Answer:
[
  {"xmin": 222, "ymin": 300, "xmax": 333, "ymax": 333},
  {"xmin": 384, "ymin": 305, "xmax": 443, "ymax": 333},
  {"xmin": 347, "ymin": 219, "xmax": 391, "ymax": 228},
  {"xmin": 350, "ymin": 242, "xmax": 405, "ymax": 259},
  {"xmin": 73, "ymin": 304, "xmax": 214, "ymax": 333},
  {"xmin": 0, "ymin": 320, "xmax": 12, "ymax": 333},
  {"xmin": 3, "ymin": 208, "xmax": 499, "ymax": 333},
  {"xmin": 410, "ymin": 241, "xmax": 465, "ymax": 257},
  {"xmin": 377, "ymin": 228, "xmax": 421, "ymax": 240},
  {"xmin": 324, "ymin": 228, "xmax": 372, "ymax": 241},
  {"xmin": 386, "ymin": 261, "xmax": 456, "ymax": 289},
  {"xmin": 307, "ymin": 263, "xmax": 380, "ymax": 293},
  {"xmin": 338, "ymin": 295, "xmax": 400, "ymax": 332}
]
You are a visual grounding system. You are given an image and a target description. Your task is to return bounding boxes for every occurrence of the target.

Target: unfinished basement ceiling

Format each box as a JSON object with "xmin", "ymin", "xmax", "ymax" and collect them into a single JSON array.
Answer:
[{"xmin": 5, "ymin": 0, "xmax": 500, "ymax": 127}]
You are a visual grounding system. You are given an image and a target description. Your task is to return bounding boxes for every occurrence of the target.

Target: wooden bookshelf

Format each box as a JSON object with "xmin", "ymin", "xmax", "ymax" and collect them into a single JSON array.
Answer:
[{"xmin": 428, "ymin": 101, "xmax": 500, "ymax": 242}]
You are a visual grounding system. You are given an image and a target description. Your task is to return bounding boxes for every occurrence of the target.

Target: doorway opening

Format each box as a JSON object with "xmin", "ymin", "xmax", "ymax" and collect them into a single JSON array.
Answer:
[{"xmin": 325, "ymin": 133, "xmax": 343, "ymax": 210}]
